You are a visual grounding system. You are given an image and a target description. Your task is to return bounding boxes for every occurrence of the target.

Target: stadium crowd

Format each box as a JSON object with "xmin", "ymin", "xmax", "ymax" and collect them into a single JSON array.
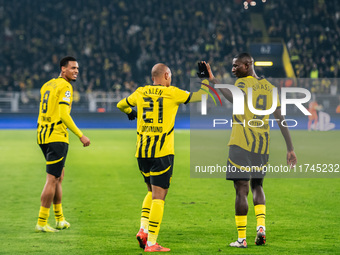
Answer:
[
  {"xmin": 264, "ymin": 0, "xmax": 340, "ymax": 90},
  {"xmin": 0, "ymin": 0, "xmax": 339, "ymax": 95}
]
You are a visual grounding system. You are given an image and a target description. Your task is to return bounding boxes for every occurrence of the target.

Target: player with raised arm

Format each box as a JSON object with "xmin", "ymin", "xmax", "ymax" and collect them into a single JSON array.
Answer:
[
  {"xmin": 117, "ymin": 63, "xmax": 207, "ymax": 252},
  {"xmin": 200, "ymin": 53, "xmax": 297, "ymax": 248},
  {"xmin": 35, "ymin": 56, "xmax": 90, "ymax": 233}
]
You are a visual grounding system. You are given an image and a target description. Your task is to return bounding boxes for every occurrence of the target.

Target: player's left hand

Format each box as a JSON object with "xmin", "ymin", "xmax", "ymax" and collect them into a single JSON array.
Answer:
[
  {"xmin": 127, "ymin": 109, "xmax": 137, "ymax": 120},
  {"xmin": 287, "ymin": 150, "xmax": 297, "ymax": 169}
]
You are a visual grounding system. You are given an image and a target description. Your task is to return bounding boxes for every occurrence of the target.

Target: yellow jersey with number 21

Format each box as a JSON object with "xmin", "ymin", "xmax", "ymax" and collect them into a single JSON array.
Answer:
[{"xmin": 125, "ymin": 85, "xmax": 191, "ymax": 158}]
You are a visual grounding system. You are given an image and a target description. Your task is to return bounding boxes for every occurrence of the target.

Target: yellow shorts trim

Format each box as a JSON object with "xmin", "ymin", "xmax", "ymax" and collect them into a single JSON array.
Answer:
[
  {"xmin": 140, "ymin": 165, "xmax": 171, "ymax": 177},
  {"xmin": 140, "ymin": 171, "xmax": 150, "ymax": 177},
  {"xmin": 46, "ymin": 157, "xmax": 64, "ymax": 165},
  {"xmin": 150, "ymin": 165, "xmax": 171, "ymax": 176},
  {"xmin": 228, "ymin": 158, "xmax": 243, "ymax": 169}
]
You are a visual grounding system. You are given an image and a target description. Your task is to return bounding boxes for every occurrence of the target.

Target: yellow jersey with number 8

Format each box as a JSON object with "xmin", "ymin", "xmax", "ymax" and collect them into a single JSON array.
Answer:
[{"xmin": 37, "ymin": 77, "xmax": 74, "ymax": 144}]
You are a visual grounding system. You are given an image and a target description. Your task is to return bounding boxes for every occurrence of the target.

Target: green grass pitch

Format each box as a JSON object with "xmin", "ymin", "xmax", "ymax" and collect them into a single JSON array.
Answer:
[{"xmin": 0, "ymin": 129, "xmax": 339, "ymax": 254}]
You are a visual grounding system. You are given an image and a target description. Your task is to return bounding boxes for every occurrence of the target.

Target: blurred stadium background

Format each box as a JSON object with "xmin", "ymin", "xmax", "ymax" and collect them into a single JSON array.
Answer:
[{"xmin": 0, "ymin": 0, "xmax": 340, "ymax": 130}]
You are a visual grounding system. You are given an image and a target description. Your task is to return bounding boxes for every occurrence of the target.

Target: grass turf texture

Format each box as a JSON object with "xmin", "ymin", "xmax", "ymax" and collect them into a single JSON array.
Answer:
[{"xmin": 0, "ymin": 129, "xmax": 339, "ymax": 254}]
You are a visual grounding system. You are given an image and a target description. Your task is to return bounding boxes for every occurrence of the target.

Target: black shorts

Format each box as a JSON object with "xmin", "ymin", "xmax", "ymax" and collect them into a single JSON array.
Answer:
[
  {"xmin": 39, "ymin": 142, "xmax": 69, "ymax": 178},
  {"xmin": 226, "ymin": 145, "xmax": 268, "ymax": 181},
  {"xmin": 137, "ymin": 155, "xmax": 174, "ymax": 189}
]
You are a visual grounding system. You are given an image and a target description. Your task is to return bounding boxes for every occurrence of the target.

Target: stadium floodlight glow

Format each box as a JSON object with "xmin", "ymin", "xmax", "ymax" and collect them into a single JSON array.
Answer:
[
  {"xmin": 250, "ymin": 1, "xmax": 256, "ymax": 6},
  {"xmin": 262, "ymin": 0, "xmax": 266, "ymax": 2},
  {"xmin": 244, "ymin": 1, "xmax": 248, "ymax": 6},
  {"xmin": 254, "ymin": 61, "xmax": 273, "ymax": 66}
]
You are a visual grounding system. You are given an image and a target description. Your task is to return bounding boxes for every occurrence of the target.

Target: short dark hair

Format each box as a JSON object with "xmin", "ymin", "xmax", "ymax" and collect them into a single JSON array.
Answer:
[
  {"xmin": 234, "ymin": 52, "xmax": 253, "ymax": 64},
  {"xmin": 234, "ymin": 52, "xmax": 252, "ymax": 60},
  {"xmin": 60, "ymin": 56, "xmax": 77, "ymax": 69}
]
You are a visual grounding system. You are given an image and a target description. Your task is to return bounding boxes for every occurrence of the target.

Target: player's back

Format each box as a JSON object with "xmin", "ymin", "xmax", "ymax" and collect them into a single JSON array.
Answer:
[
  {"xmin": 127, "ymin": 85, "xmax": 190, "ymax": 158},
  {"xmin": 37, "ymin": 77, "xmax": 73, "ymax": 144},
  {"xmin": 228, "ymin": 76, "xmax": 279, "ymax": 154}
]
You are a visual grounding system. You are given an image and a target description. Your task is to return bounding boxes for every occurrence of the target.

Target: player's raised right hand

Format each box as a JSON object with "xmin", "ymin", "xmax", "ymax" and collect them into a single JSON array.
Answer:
[
  {"xmin": 203, "ymin": 61, "xmax": 215, "ymax": 80},
  {"xmin": 197, "ymin": 61, "xmax": 209, "ymax": 78}
]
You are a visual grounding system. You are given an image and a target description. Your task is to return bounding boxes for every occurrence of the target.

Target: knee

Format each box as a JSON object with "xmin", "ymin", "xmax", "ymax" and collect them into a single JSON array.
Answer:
[
  {"xmin": 250, "ymin": 179, "xmax": 263, "ymax": 191},
  {"xmin": 47, "ymin": 174, "xmax": 59, "ymax": 185},
  {"xmin": 152, "ymin": 191, "xmax": 167, "ymax": 200},
  {"xmin": 151, "ymin": 186, "xmax": 168, "ymax": 200},
  {"xmin": 236, "ymin": 189, "xmax": 249, "ymax": 198},
  {"xmin": 58, "ymin": 168, "xmax": 65, "ymax": 183},
  {"xmin": 58, "ymin": 175, "xmax": 64, "ymax": 183}
]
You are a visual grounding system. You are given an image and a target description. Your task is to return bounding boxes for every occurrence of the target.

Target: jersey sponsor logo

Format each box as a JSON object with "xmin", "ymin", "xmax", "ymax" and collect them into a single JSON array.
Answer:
[
  {"xmin": 62, "ymin": 97, "xmax": 71, "ymax": 102},
  {"xmin": 141, "ymin": 125, "xmax": 163, "ymax": 133},
  {"xmin": 41, "ymin": 116, "xmax": 51, "ymax": 122}
]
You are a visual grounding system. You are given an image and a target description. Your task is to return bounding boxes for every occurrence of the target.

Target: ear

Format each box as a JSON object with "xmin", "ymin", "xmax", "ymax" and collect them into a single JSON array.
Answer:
[{"xmin": 164, "ymin": 72, "xmax": 169, "ymax": 80}]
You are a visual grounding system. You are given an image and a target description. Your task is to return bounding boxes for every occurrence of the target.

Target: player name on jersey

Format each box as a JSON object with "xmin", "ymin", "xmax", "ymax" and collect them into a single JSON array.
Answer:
[
  {"xmin": 143, "ymin": 87, "xmax": 164, "ymax": 96},
  {"xmin": 252, "ymin": 83, "xmax": 273, "ymax": 92}
]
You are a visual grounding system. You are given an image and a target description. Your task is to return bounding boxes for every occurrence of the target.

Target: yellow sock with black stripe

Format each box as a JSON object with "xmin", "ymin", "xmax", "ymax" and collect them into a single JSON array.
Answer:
[
  {"xmin": 53, "ymin": 203, "xmax": 64, "ymax": 222},
  {"xmin": 37, "ymin": 206, "xmax": 50, "ymax": 226},
  {"xmin": 147, "ymin": 199, "xmax": 165, "ymax": 246},
  {"xmin": 141, "ymin": 191, "xmax": 152, "ymax": 232},
  {"xmin": 235, "ymin": 215, "xmax": 247, "ymax": 241},
  {"xmin": 254, "ymin": 204, "xmax": 266, "ymax": 229}
]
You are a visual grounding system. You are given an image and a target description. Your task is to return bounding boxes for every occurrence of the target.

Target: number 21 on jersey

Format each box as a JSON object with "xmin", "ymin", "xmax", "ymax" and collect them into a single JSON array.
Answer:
[{"xmin": 142, "ymin": 97, "xmax": 163, "ymax": 124}]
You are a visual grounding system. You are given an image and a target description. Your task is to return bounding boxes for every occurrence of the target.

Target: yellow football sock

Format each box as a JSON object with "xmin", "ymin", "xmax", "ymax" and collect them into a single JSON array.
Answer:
[
  {"xmin": 147, "ymin": 199, "xmax": 165, "ymax": 245},
  {"xmin": 141, "ymin": 191, "xmax": 152, "ymax": 231},
  {"xmin": 254, "ymin": 204, "xmax": 266, "ymax": 228},
  {"xmin": 37, "ymin": 206, "xmax": 50, "ymax": 226},
  {"xmin": 235, "ymin": 215, "xmax": 247, "ymax": 240},
  {"xmin": 53, "ymin": 203, "xmax": 64, "ymax": 222}
]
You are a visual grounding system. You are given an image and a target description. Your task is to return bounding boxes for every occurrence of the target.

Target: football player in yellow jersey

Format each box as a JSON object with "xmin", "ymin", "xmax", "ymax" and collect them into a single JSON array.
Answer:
[
  {"xmin": 117, "ymin": 63, "xmax": 207, "ymax": 252},
  {"xmin": 35, "ymin": 56, "xmax": 90, "ymax": 233},
  {"xmin": 202, "ymin": 53, "xmax": 297, "ymax": 248}
]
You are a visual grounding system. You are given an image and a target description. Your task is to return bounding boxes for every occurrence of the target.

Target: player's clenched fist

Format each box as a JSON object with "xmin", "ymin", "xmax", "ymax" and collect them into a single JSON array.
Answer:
[{"xmin": 80, "ymin": 135, "xmax": 91, "ymax": 147}]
